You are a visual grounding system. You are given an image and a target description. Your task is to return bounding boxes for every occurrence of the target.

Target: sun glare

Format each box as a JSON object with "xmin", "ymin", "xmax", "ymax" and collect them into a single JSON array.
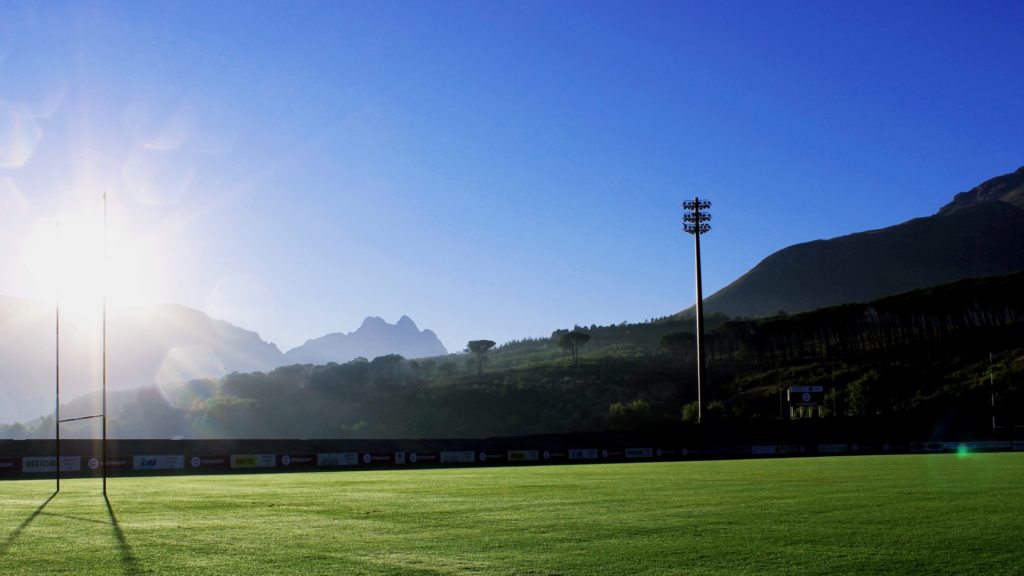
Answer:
[{"xmin": 24, "ymin": 208, "xmax": 163, "ymax": 312}]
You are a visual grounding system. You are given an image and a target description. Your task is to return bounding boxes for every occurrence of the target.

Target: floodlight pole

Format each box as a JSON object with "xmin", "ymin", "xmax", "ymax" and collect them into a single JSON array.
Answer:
[{"xmin": 682, "ymin": 198, "xmax": 711, "ymax": 424}]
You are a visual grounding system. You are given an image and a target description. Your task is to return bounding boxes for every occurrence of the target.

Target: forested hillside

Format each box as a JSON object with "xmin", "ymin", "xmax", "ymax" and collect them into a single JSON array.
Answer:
[{"xmin": 6, "ymin": 273, "xmax": 1023, "ymax": 440}]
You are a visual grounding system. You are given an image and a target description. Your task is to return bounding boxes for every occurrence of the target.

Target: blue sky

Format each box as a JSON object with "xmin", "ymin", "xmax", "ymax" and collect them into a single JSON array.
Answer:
[{"xmin": 2, "ymin": 0, "xmax": 1023, "ymax": 353}]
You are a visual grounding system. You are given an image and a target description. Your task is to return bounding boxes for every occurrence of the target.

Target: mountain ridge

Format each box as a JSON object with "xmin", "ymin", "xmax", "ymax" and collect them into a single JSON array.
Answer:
[
  {"xmin": 285, "ymin": 315, "xmax": 448, "ymax": 365},
  {"xmin": 938, "ymin": 165, "xmax": 1024, "ymax": 215},
  {"xmin": 0, "ymin": 298, "xmax": 446, "ymax": 424},
  {"xmin": 681, "ymin": 166, "xmax": 1024, "ymax": 319}
]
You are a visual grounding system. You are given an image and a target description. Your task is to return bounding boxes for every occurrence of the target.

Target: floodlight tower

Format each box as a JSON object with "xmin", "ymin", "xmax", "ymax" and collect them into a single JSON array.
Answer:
[{"xmin": 682, "ymin": 198, "xmax": 711, "ymax": 423}]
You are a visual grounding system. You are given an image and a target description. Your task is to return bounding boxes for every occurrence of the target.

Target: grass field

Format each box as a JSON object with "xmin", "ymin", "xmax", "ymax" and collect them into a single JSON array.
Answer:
[{"xmin": 1, "ymin": 454, "xmax": 1022, "ymax": 575}]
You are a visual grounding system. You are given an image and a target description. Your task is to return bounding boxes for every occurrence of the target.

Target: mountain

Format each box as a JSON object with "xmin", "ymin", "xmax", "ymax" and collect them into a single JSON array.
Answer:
[
  {"xmin": 0, "ymin": 298, "xmax": 287, "ymax": 425},
  {"xmin": 686, "ymin": 166, "xmax": 1024, "ymax": 319},
  {"xmin": 938, "ymin": 165, "xmax": 1024, "ymax": 215},
  {"xmin": 285, "ymin": 315, "xmax": 448, "ymax": 365}
]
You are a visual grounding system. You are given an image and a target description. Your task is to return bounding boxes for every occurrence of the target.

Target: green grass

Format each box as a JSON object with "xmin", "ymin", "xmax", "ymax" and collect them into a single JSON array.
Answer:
[{"xmin": 2, "ymin": 454, "xmax": 1022, "ymax": 575}]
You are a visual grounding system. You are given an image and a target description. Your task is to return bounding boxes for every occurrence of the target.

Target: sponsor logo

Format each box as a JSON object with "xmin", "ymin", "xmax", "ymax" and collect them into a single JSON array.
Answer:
[
  {"xmin": 189, "ymin": 456, "xmax": 228, "ymax": 468},
  {"xmin": 0, "ymin": 458, "xmax": 18, "ymax": 473},
  {"xmin": 568, "ymin": 449, "xmax": 598, "ymax": 460},
  {"xmin": 364, "ymin": 453, "xmax": 393, "ymax": 464},
  {"xmin": 22, "ymin": 456, "xmax": 81, "ymax": 473},
  {"xmin": 134, "ymin": 455, "xmax": 185, "ymax": 471},
  {"xmin": 394, "ymin": 452, "xmax": 406, "ymax": 465},
  {"xmin": 409, "ymin": 453, "xmax": 418, "ymax": 464},
  {"xmin": 231, "ymin": 454, "xmax": 276, "ymax": 469},
  {"xmin": 508, "ymin": 450, "xmax": 539, "ymax": 462},
  {"xmin": 411, "ymin": 452, "xmax": 437, "ymax": 463},
  {"xmin": 89, "ymin": 458, "xmax": 100, "ymax": 470},
  {"xmin": 440, "ymin": 451, "xmax": 476, "ymax": 464},
  {"xmin": 625, "ymin": 448, "xmax": 653, "ymax": 459},
  {"xmin": 818, "ymin": 444, "xmax": 849, "ymax": 454},
  {"xmin": 1014, "ymin": 441, "xmax": 1024, "ymax": 452},
  {"xmin": 317, "ymin": 453, "xmax": 359, "ymax": 467},
  {"xmin": 279, "ymin": 454, "xmax": 315, "ymax": 467}
]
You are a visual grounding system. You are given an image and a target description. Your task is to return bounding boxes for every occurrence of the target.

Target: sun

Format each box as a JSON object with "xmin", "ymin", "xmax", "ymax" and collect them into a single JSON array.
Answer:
[{"xmin": 23, "ymin": 206, "xmax": 164, "ymax": 312}]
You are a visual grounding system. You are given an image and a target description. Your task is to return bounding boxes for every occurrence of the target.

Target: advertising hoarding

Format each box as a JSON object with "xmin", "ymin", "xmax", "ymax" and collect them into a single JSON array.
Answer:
[
  {"xmin": 133, "ymin": 455, "xmax": 185, "ymax": 471},
  {"xmin": 230, "ymin": 454, "xmax": 276, "ymax": 469},
  {"xmin": 317, "ymin": 453, "xmax": 359, "ymax": 467},
  {"xmin": 440, "ymin": 451, "xmax": 476, "ymax": 464}
]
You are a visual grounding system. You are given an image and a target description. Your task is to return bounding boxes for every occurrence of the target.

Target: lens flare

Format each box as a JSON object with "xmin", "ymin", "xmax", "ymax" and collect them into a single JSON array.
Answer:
[
  {"xmin": 122, "ymin": 147, "xmax": 195, "ymax": 206},
  {"xmin": 0, "ymin": 101, "xmax": 42, "ymax": 168}
]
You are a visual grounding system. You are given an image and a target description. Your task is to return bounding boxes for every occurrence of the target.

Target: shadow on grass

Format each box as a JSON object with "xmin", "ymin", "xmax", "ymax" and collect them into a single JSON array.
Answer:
[
  {"xmin": 105, "ymin": 495, "xmax": 144, "ymax": 575},
  {"xmin": 0, "ymin": 492, "xmax": 56, "ymax": 557}
]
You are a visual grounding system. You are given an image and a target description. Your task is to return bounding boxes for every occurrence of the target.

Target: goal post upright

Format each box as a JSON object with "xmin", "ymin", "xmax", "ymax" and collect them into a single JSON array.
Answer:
[
  {"xmin": 53, "ymin": 191, "xmax": 110, "ymax": 496},
  {"xmin": 55, "ymin": 223, "xmax": 60, "ymax": 492},
  {"xmin": 102, "ymin": 189, "xmax": 107, "ymax": 496}
]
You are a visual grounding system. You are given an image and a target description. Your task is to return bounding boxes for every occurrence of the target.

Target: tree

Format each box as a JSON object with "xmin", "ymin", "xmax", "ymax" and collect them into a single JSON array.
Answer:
[
  {"xmin": 559, "ymin": 330, "xmax": 591, "ymax": 368},
  {"xmin": 660, "ymin": 331, "xmax": 696, "ymax": 365},
  {"xmin": 466, "ymin": 340, "xmax": 496, "ymax": 376}
]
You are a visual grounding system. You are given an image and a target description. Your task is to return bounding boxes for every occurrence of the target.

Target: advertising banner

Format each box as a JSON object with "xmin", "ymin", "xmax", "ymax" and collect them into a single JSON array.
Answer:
[
  {"xmin": 278, "ymin": 454, "xmax": 316, "ymax": 467},
  {"xmin": 507, "ymin": 450, "xmax": 539, "ymax": 462},
  {"xmin": 408, "ymin": 452, "xmax": 437, "ymax": 464},
  {"xmin": 787, "ymin": 385, "xmax": 824, "ymax": 406},
  {"xmin": 1014, "ymin": 441, "xmax": 1024, "ymax": 451},
  {"xmin": 440, "ymin": 451, "xmax": 476, "ymax": 464},
  {"xmin": 317, "ymin": 452, "xmax": 359, "ymax": 467},
  {"xmin": 394, "ymin": 452, "xmax": 406, "ymax": 465},
  {"xmin": 625, "ymin": 448, "xmax": 653, "ymax": 459},
  {"xmin": 362, "ymin": 453, "xmax": 393, "ymax": 464},
  {"xmin": 543, "ymin": 450, "xmax": 566, "ymax": 461},
  {"xmin": 568, "ymin": 449, "xmax": 598, "ymax": 460},
  {"xmin": 818, "ymin": 444, "xmax": 849, "ymax": 454},
  {"xmin": 88, "ymin": 457, "xmax": 129, "ymax": 471},
  {"xmin": 189, "ymin": 455, "xmax": 229, "ymax": 469},
  {"xmin": 969, "ymin": 441, "xmax": 1011, "ymax": 451},
  {"xmin": 0, "ymin": 457, "xmax": 19, "ymax": 474},
  {"xmin": 133, "ymin": 455, "xmax": 185, "ymax": 471},
  {"xmin": 231, "ymin": 454, "xmax": 277, "ymax": 469},
  {"xmin": 22, "ymin": 456, "xmax": 81, "ymax": 473},
  {"xmin": 478, "ymin": 452, "xmax": 504, "ymax": 463}
]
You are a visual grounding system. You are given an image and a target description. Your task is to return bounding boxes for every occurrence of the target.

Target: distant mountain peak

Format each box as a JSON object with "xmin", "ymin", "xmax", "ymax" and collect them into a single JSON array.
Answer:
[
  {"xmin": 358, "ymin": 316, "xmax": 388, "ymax": 331},
  {"xmin": 285, "ymin": 315, "xmax": 447, "ymax": 365},
  {"xmin": 938, "ymin": 165, "xmax": 1024, "ymax": 215}
]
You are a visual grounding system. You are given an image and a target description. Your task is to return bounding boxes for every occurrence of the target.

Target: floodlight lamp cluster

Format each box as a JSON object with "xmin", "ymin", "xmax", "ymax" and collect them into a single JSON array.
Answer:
[{"xmin": 682, "ymin": 198, "xmax": 712, "ymax": 236}]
